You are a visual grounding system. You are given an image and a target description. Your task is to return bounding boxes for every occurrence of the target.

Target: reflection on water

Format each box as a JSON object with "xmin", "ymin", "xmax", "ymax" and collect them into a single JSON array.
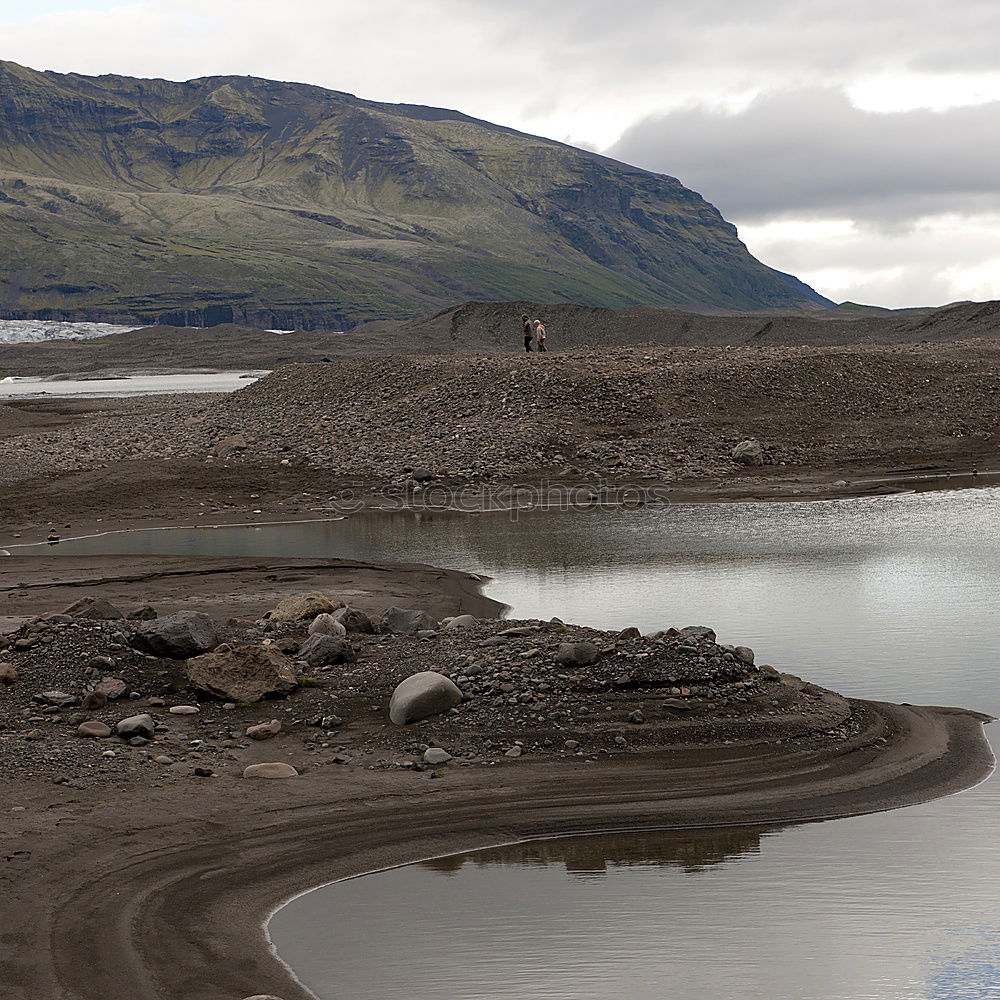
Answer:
[
  {"xmin": 272, "ymin": 734, "xmax": 999, "ymax": 1000},
  {"xmin": 23, "ymin": 487, "xmax": 1000, "ymax": 713},
  {"xmin": 424, "ymin": 826, "xmax": 769, "ymax": 877}
]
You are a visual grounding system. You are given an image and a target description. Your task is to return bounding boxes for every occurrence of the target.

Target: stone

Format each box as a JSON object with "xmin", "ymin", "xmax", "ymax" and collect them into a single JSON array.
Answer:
[
  {"xmin": 61, "ymin": 596, "xmax": 125, "ymax": 620},
  {"xmin": 94, "ymin": 677, "xmax": 127, "ymax": 700},
  {"xmin": 443, "ymin": 614, "xmax": 477, "ymax": 631},
  {"xmin": 628, "ymin": 709, "xmax": 646, "ymax": 724},
  {"xmin": 423, "ymin": 747, "xmax": 452, "ymax": 765},
  {"xmin": 269, "ymin": 592, "xmax": 339, "ymax": 623},
  {"xmin": 331, "ymin": 607, "xmax": 375, "ymax": 634},
  {"xmin": 154, "ymin": 755, "xmax": 174, "ymax": 765},
  {"xmin": 564, "ymin": 739, "xmax": 580, "ymax": 750},
  {"xmin": 33, "ymin": 690, "xmax": 77, "ymax": 708},
  {"xmin": 307, "ymin": 613, "xmax": 347, "ymax": 637},
  {"xmin": 555, "ymin": 642, "xmax": 600, "ymax": 667},
  {"xmin": 732, "ymin": 439, "xmax": 765, "ymax": 466},
  {"xmin": 128, "ymin": 605, "xmax": 158, "ymax": 621},
  {"xmin": 678, "ymin": 625, "xmax": 717, "ymax": 643},
  {"xmin": 0, "ymin": 663, "xmax": 17, "ymax": 685},
  {"xmin": 505, "ymin": 746, "xmax": 522, "ymax": 758},
  {"xmin": 242, "ymin": 995, "xmax": 288, "ymax": 999},
  {"xmin": 388, "ymin": 671, "xmax": 463, "ymax": 725},
  {"xmin": 297, "ymin": 634, "xmax": 356, "ymax": 668},
  {"xmin": 193, "ymin": 767, "xmax": 214, "ymax": 777},
  {"xmin": 186, "ymin": 645, "xmax": 299, "ymax": 703},
  {"xmin": 734, "ymin": 645, "xmax": 755, "ymax": 665},
  {"xmin": 80, "ymin": 691, "xmax": 108, "ymax": 711},
  {"xmin": 243, "ymin": 763, "xmax": 298, "ymax": 779},
  {"xmin": 379, "ymin": 607, "xmax": 438, "ymax": 636},
  {"xmin": 130, "ymin": 612, "xmax": 219, "ymax": 659},
  {"xmin": 617, "ymin": 627, "xmax": 641, "ymax": 640},
  {"xmin": 168, "ymin": 705, "xmax": 200, "ymax": 715},
  {"xmin": 246, "ymin": 719, "xmax": 282, "ymax": 740},
  {"xmin": 215, "ymin": 434, "xmax": 248, "ymax": 460},
  {"xmin": 116, "ymin": 714, "xmax": 155, "ymax": 741},
  {"xmin": 77, "ymin": 720, "xmax": 113, "ymax": 738}
]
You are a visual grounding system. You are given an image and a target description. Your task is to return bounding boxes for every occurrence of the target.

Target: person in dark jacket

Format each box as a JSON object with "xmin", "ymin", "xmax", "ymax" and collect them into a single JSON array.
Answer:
[{"xmin": 521, "ymin": 313, "xmax": 534, "ymax": 351}]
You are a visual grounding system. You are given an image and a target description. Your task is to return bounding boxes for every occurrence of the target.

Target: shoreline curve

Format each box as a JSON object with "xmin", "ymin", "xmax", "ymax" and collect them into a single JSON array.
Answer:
[{"xmin": 3, "ymin": 699, "xmax": 992, "ymax": 1000}]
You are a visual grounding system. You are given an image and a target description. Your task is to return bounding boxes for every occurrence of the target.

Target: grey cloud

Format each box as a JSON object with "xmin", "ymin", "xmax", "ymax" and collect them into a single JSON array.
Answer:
[{"xmin": 607, "ymin": 88, "xmax": 1000, "ymax": 222}]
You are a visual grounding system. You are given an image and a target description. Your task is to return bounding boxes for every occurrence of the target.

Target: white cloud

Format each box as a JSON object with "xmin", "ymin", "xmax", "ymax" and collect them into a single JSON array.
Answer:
[{"xmin": 740, "ymin": 214, "xmax": 1000, "ymax": 307}]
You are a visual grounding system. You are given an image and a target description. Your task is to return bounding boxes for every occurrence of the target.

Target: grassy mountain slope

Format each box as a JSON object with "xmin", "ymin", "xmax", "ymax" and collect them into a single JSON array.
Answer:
[{"xmin": 0, "ymin": 60, "xmax": 831, "ymax": 327}]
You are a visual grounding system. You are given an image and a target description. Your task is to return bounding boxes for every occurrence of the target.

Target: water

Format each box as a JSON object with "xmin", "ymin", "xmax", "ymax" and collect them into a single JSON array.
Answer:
[
  {"xmin": 0, "ymin": 371, "xmax": 266, "ymax": 398},
  {"xmin": 14, "ymin": 489, "xmax": 1000, "ymax": 998}
]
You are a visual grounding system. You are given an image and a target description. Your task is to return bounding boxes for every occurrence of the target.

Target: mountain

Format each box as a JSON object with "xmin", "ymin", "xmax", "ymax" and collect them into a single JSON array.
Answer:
[{"xmin": 0, "ymin": 61, "xmax": 831, "ymax": 329}]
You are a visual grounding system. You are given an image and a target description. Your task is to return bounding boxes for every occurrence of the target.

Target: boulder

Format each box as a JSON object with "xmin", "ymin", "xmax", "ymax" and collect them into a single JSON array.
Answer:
[
  {"xmin": 331, "ymin": 607, "xmax": 375, "ymax": 634},
  {"xmin": 732, "ymin": 439, "xmax": 764, "ymax": 466},
  {"xmin": 379, "ymin": 606, "xmax": 438, "ymax": 636},
  {"xmin": 389, "ymin": 671, "xmax": 463, "ymax": 725},
  {"xmin": 678, "ymin": 625, "xmax": 717, "ymax": 643},
  {"xmin": 80, "ymin": 691, "xmax": 108, "ymax": 711},
  {"xmin": 243, "ymin": 763, "xmax": 298, "ymax": 779},
  {"xmin": 61, "ymin": 597, "xmax": 125, "ymax": 620},
  {"xmin": 94, "ymin": 677, "xmax": 127, "ymax": 700},
  {"xmin": 116, "ymin": 714, "xmax": 155, "ymax": 741},
  {"xmin": 186, "ymin": 645, "xmax": 299, "ymax": 703},
  {"xmin": 308, "ymin": 613, "xmax": 347, "ymax": 637},
  {"xmin": 128, "ymin": 605, "xmax": 158, "ymax": 621},
  {"xmin": 423, "ymin": 747, "xmax": 452, "ymax": 765},
  {"xmin": 297, "ymin": 634, "xmax": 356, "ymax": 668},
  {"xmin": 0, "ymin": 662, "xmax": 17, "ymax": 685},
  {"xmin": 215, "ymin": 434, "xmax": 248, "ymax": 461},
  {"xmin": 77, "ymin": 721, "xmax": 113, "ymax": 738},
  {"xmin": 269, "ymin": 592, "xmax": 339, "ymax": 623},
  {"xmin": 33, "ymin": 690, "xmax": 77, "ymax": 708},
  {"xmin": 246, "ymin": 719, "xmax": 281, "ymax": 740},
  {"xmin": 443, "ymin": 614, "xmax": 477, "ymax": 631},
  {"xmin": 734, "ymin": 645, "xmax": 755, "ymax": 665},
  {"xmin": 130, "ymin": 612, "xmax": 219, "ymax": 659},
  {"xmin": 555, "ymin": 642, "xmax": 600, "ymax": 667},
  {"xmin": 617, "ymin": 627, "xmax": 641, "ymax": 640}
]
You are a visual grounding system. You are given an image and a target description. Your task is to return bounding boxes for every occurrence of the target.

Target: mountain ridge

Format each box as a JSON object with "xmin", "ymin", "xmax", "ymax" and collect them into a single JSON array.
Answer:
[{"xmin": 0, "ymin": 60, "xmax": 831, "ymax": 327}]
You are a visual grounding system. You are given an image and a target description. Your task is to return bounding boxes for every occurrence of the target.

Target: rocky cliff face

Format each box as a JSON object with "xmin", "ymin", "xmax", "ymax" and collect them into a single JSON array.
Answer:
[{"xmin": 0, "ymin": 61, "xmax": 831, "ymax": 327}]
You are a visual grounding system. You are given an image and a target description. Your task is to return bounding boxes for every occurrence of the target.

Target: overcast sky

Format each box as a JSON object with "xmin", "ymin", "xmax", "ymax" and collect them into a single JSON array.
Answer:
[{"xmin": 4, "ymin": 0, "xmax": 1000, "ymax": 307}]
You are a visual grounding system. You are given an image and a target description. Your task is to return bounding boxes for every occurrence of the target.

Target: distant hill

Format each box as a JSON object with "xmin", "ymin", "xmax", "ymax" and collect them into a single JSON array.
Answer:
[
  {"xmin": 0, "ymin": 61, "xmax": 831, "ymax": 329},
  {"xmin": 6, "ymin": 298, "xmax": 1000, "ymax": 378}
]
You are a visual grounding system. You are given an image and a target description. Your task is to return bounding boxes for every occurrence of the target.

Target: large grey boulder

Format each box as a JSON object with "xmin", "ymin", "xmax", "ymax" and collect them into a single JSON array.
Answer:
[
  {"xmin": 130, "ymin": 612, "xmax": 219, "ymax": 659},
  {"xmin": 555, "ymin": 642, "xmax": 600, "ymax": 667},
  {"xmin": 297, "ymin": 634, "xmax": 355, "ymax": 668},
  {"xmin": 678, "ymin": 625, "xmax": 717, "ymax": 643},
  {"xmin": 732, "ymin": 439, "xmax": 764, "ymax": 466},
  {"xmin": 380, "ymin": 607, "xmax": 438, "ymax": 636},
  {"xmin": 61, "ymin": 597, "xmax": 125, "ymax": 620},
  {"xmin": 116, "ymin": 714, "xmax": 155, "ymax": 741},
  {"xmin": 332, "ymin": 607, "xmax": 375, "ymax": 634},
  {"xmin": 443, "ymin": 614, "xmax": 477, "ymax": 631},
  {"xmin": 186, "ymin": 645, "xmax": 298, "ymax": 703},
  {"xmin": 389, "ymin": 671, "xmax": 463, "ymax": 725},
  {"xmin": 308, "ymin": 613, "xmax": 347, "ymax": 637},
  {"xmin": 269, "ymin": 592, "xmax": 339, "ymax": 623}
]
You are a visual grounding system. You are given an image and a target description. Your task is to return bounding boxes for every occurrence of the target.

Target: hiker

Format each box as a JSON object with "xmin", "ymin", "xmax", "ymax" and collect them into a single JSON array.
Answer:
[
  {"xmin": 521, "ymin": 313, "xmax": 534, "ymax": 352},
  {"xmin": 533, "ymin": 318, "xmax": 547, "ymax": 352}
]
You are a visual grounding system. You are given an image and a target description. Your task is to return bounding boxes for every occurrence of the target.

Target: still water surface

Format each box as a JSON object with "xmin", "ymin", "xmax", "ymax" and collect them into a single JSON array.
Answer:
[{"xmin": 23, "ymin": 489, "xmax": 1000, "ymax": 998}]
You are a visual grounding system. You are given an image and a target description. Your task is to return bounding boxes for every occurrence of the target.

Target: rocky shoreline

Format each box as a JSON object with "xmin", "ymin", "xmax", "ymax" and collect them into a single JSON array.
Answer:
[{"xmin": 1, "ymin": 558, "xmax": 994, "ymax": 1000}]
